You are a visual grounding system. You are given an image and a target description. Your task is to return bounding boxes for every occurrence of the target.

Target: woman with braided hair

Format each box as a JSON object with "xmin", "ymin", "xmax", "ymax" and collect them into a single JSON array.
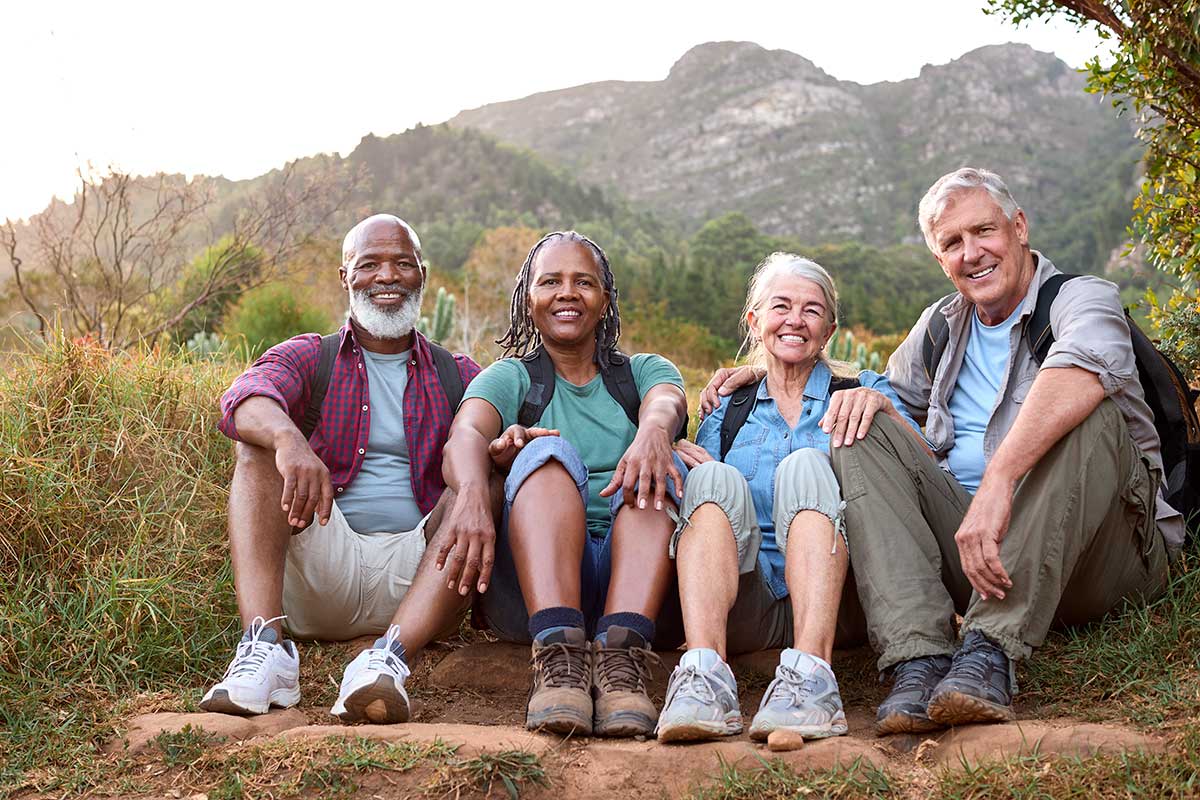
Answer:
[{"xmin": 440, "ymin": 231, "xmax": 690, "ymax": 738}]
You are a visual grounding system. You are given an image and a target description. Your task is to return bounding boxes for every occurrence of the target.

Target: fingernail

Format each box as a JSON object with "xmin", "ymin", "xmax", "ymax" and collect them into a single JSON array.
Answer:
[
  {"xmin": 459, "ymin": 586, "xmax": 469, "ymax": 596},
  {"xmin": 639, "ymin": 499, "xmax": 646, "ymax": 509},
  {"xmin": 478, "ymin": 583, "xmax": 487, "ymax": 593},
  {"xmin": 656, "ymin": 500, "xmax": 663, "ymax": 510}
]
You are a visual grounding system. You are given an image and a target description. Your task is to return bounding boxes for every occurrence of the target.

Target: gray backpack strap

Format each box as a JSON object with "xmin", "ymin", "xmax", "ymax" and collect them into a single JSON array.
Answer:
[
  {"xmin": 921, "ymin": 294, "xmax": 958, "ymax": 382},
  {"xmin": 300, "ymin": 332, "xmax": 341, "ymax": 441}
]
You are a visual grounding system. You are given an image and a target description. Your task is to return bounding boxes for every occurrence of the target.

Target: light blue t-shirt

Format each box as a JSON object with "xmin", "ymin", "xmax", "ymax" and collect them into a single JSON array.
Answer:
[
  {"xmin": 946, "ymin": 305, "xmax": 1023, "ymax": 494},
  {"xmin": 336, "ymin": 348, "xmax": 424, "ymax": 533}
]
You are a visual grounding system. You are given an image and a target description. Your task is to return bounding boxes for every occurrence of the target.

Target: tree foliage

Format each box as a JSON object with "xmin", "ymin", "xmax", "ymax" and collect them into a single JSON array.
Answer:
[
  {"xmin": 987, "ymin": 0, "xmax": 1200, "ymax": 376},
  {"xmin": 220, "ymin": 282, "xmax": 334, "ymax": 360}
]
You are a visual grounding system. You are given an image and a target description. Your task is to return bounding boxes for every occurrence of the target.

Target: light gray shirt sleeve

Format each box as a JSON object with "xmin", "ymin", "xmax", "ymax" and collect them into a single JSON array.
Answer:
[{"xmin": 1041, "ymin": 276, "xmax": 1137, "ymax": 396}]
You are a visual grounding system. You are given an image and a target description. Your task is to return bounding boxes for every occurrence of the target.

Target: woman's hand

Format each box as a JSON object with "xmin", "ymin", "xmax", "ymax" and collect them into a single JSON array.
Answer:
[
  {"xmin": 699, "ymin": 366, "xmax": 765, "ymax": 419},
  {"xmin": 600, "ymin": 425, "xmax": 683, "ymax": 512},
  {"xmin": 674, "ymin": 439, "xmax": 714, "ymax": 469},
  {"xmin": 487, "ymin": 425, "xmax": 560, "ymax": 471},
  {"xmin": 820, "ymin": 387, "xmax": 896, "ymax": 448},
  {"xmin": 436, "ymin": 484, "xmax": 497, "ymax": 596}
]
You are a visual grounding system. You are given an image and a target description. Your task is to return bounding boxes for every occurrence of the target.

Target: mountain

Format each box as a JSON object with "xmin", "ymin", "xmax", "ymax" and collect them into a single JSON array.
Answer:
[{"xmin": 451, "ymin": 41, "xmax": 1142, "ymax": 274}]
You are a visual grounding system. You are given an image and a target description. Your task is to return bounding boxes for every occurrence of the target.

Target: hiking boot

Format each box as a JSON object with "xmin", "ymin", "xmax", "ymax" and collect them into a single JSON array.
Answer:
[
  {"xmin": 927, "ymin": 630, "xmax": 1016, "ymax": 726},
  {"xmin": 331, "ymin": 624, "xmax": 411, "ymax": 724},
  {"xmin": 874, "ymin": 654, "xmax": 952, "ymax": 735},
  {"xmin": 655, "ymin": 648, "xmax": 743, "ymax": 742},
  {"xmin": 526, "ymin": 627, "xmax": 593, "ymax": 736},
  {"xmin": 749, "ymin": 649, "xmax": 847, "ymax": 741},
  {"xmin": 592, "ymin": 626, "xmax": 661, "ymax": 737},
  {"xmin": 200, "ymin": 616, "xmax": 300, "ymax": 716}
]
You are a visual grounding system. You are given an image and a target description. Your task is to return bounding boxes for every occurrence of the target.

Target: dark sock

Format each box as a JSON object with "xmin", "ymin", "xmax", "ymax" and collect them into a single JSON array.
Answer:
[
  {"xmin": 529, "ymin": 606, "xmax": 585, "ymax": 643},
  {"xmin": 595, "ymin": 612, "xmax": 655, "ymax": 646},
  {"xmin": 372, "ymin": 634, "xmax": 407, "ymax": 662}
]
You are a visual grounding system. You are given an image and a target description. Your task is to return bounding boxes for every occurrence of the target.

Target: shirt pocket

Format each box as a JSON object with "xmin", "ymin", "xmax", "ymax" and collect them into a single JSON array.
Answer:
[
  {"xmin": 1011, "ymin": 374, "xmax": 1036, "ymax": 404},
  {"xmin": 725, "ymin": 425, "xmax": 769, "ymax": 481}
]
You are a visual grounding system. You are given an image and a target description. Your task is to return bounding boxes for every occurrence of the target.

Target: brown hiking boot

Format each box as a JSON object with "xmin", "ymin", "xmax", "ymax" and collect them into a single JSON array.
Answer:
[
  {"xmin": 592, "ymin": 626, "xmax": 662, "ymax": 737},
  {"xmin": 526, "ymin": 627, "xmax": 593, "ymax": 736}
]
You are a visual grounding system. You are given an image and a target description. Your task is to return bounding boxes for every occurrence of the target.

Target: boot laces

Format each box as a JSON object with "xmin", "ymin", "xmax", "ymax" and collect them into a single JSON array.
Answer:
[
  {"xmin": 532, "ymin": 641, "xmax": 590, "ymax": 690},
  {"xmin": 225, "ymin": 615, "xmax": 287, "ymax": 680},
  {"xmin": 892, "ymin": 657, "xmax": 944, "ymax": 692},
  {"xmin": 595, "ymin": 643, "xmax": 660, "ymax": 693}
]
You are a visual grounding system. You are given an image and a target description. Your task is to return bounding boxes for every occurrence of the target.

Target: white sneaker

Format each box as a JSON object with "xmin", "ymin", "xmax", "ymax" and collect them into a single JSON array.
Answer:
[
  {"xmin": 748, "ymin": 649, "xmax": 848, "ymax": 740},
  {"xmin": 331, "ymin": 624, "xmax": 412, "ymax": 724},
  {"xmin": 200, "ymin": 615, "xmax": 300, "ymax": 715}
]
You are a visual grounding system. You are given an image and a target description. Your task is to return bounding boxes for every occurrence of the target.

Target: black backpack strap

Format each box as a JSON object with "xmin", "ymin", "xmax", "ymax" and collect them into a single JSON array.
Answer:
[
  {"xmin": 300, "ymin": 332, "xmax": 342, "ymax": 441},
  {"xmin": 600, "ymin": 352, "xmax": 642, "ymax": 429},
  {"xmin": 829, "ymin": 375, "xmax": 862, "ymax": 392},
  {"xmin": 719, "ymin": 379, "xmax": 762, "ymax": 461},
  {"xmin": 518, "ymin": 346, "xmax": 556, "ymax": 427},
  {"xmin": 429, "ymin": 342, "xmax": 465, "ymax": 412},
  {"xmin": 921, "ymin": 294, "xmax": 958, "ymax": 382},
  {"xmin": 1025, "ymin": 273, "xmax": 1078, "ymax": 363}
]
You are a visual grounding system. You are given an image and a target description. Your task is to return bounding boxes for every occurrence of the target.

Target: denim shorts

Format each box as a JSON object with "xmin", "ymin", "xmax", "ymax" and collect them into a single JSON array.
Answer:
[{"xmin": 476, "ymin": 435, "xmax": 687, "ymax": 647}]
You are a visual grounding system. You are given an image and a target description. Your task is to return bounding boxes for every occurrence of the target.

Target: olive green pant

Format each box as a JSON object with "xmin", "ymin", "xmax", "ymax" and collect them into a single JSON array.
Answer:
[{"xmin": 830, "ymin": 400, "xmax": 1169, "ymax": 672}]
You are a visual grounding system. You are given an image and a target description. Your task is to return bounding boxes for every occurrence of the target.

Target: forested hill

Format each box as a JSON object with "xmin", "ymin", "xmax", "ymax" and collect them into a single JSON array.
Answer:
[{"xmin": 450, "ymin": 41, "xmax": 1142, "ymax": 275}]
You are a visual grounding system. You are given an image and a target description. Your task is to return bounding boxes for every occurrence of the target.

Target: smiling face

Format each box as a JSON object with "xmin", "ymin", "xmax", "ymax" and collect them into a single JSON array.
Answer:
[
  {"xmin": 339, "ymin": 217, "xmax": 426, "ymax": 341},
  {"xmin": 526, "ymin": 240, "xmax": 608, "ymax": 352},
  {"xmin": 747, "ymin": 274, "xmax": 836, "ymax": 368},
  {"xmin": 929, "ymin": 188, "xmax": 1036, "ymax": 325}
]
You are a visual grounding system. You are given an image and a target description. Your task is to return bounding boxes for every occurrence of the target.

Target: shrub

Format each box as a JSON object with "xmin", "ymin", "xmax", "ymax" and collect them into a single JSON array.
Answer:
[{"xmin": 220, "ymin": 282, "xmax": 334, "ymax": 360}]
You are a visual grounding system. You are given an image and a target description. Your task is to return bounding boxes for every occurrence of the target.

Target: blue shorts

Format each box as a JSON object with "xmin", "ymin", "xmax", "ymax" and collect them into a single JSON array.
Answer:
[{"xmin": 476, "ymin": 435, "xmax": 687, "ymax": 647}]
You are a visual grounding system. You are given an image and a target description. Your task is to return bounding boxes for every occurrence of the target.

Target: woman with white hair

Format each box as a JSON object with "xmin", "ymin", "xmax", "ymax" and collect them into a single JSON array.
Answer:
[{"xmin": 656, "ymin": 253, "xmax": 925, "ymax": 743}]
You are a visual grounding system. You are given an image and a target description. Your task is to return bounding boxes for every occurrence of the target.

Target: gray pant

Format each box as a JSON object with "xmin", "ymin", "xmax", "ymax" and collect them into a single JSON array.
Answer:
[{"xmin": 830, "ymin": 400, "xmax": 1169, "ymax": 671}]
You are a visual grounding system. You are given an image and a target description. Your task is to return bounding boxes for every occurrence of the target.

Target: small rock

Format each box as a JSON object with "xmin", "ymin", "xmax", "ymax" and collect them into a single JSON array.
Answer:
[{"xmin": 767, "ymin": 730, "xmax": 805, "ymax": 752}]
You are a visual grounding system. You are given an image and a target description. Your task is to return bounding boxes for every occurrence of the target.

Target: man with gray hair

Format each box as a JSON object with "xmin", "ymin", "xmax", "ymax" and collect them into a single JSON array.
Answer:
[
  {"xmin": 828, "ymin": 167, "xmax": 1181, "ymax": 732},
  {"xmin": 200, "ymin": 214, "xmax": 483, "ymax": 724}
]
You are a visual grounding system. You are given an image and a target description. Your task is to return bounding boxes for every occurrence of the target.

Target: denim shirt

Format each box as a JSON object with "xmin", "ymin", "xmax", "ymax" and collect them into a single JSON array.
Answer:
[{"xmin": 695, "ymin": 360, "xmax": 923, "ymax": 599}]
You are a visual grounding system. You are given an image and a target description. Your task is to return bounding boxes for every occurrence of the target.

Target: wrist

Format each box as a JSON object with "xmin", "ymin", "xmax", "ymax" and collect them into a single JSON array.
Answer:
[{"xmin": 273, "ymin": 427, "xmax": 309, "ymax": 451}]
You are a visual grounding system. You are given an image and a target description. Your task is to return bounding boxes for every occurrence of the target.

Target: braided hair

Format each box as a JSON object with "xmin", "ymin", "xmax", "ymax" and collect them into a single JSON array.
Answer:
[{"xmin": 495, "ymin": 231, "xmax": 622, "ymax": 369}]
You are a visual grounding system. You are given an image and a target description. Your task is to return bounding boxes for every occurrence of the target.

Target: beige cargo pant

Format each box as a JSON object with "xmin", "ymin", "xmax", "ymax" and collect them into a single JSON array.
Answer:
[{"xmin": 830, "ymin": 400, "xmax": 1169, "ymax": 672}]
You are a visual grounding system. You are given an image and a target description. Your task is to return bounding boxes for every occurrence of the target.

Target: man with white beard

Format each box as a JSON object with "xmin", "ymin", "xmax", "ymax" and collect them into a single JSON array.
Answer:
[{"xmin": 201, "ymin": 215, "xmax": 483, "ymax": 724}]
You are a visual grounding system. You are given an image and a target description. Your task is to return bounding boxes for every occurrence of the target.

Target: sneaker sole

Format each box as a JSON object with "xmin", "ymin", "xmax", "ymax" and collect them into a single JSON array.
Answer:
[
  {"xmin": 875, "ymin": 711, "xmax": 944, "ymax": 736},
  {"xmin": 594, "ymin": 710, "xmax": 657, "ymax": 738},
  {"xmin": 200, "ymin": 686, "xmax": 300, "ymax": 716},
  {"xmin": 657, "ymin": 717, "xmax": 743, "ymax": 743},
  {"xmin": 927, "ymin": 691, "xmax": 1015, "ymax": 727},
  {"xmin": 749, "ymin": 722, "xmax": 848, "ymax": 742},
  {"xmin": 526, "ymin": 706, "xmax": 593, "ymax": 736},
  {"xmin": 333, "ymin": 675, "xmax": 410, "ymax": 724}
]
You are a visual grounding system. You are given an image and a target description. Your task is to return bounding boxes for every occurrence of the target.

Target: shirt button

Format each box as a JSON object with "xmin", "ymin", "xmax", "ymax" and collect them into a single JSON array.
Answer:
[
  {"xmin": 362, "ymin": 405, "xmax": 368, "ymax": 411},
  {"xmin": 410, "ymin": 360, "xmax": 416, "ymax": 366},
  {"xmin": 336, "ymin": 487, "xmax": 343, "ymax": 493},
  {"xmin": 358, "ymin": 448, "xmax": 365, "ymax": 455}
]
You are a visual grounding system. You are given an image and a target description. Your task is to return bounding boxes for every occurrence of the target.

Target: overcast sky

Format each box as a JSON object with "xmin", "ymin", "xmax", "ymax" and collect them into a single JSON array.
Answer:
[{"xmin": 0, "ymin": 1, "xmax": 1109, "ymax": 221}]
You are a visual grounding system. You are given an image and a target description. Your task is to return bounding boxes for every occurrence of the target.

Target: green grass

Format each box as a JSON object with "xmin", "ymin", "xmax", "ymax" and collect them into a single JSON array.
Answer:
[{"xmin": 686, "ymin": 756, "xmax": 894, "ymax": 799}]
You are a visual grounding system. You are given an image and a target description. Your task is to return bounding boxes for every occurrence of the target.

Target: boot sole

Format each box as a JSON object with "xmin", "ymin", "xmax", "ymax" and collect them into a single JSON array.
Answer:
[
  {"xmin": 875, "ymin": 711, "xmax": 944, "ymax": 737},
  {"xmin": 927, "ymin": 691, "xmax": 1014, "ymax": 727},
  {"xmin": 594, "ymin": 710, "xmax": 656, "ymax": 738},
  {"xmin": 527, "ymin": 706, "xmax": 593, "ymax": 736},
  {"xmin": 334, "ymin": 675, "xmax": 410, "ymax": 724}
]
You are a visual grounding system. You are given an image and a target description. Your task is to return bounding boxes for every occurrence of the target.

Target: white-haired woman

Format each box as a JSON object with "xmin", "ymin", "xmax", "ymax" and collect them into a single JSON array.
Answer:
[{"xmin": 656, "ymin": 253, "xmax": 926, "ymax": 743}]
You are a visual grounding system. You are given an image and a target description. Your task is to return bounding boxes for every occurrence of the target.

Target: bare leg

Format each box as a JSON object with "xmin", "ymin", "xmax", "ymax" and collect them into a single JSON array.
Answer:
[
  {"xmin": 508, "ymin": 461, "xmax": 586, "ymax": 614},
  {"xmin": 605, "ymin": 500, "xmax": 677, "ymax": 621},
  {"xmin": 228, "ymin": 442, "xmax": 292, "ymax": 640},
  {"xmin": 786, "ymin": 510, "xmax": 848, "ymax": 663},
  {"xmin": 674, "ymin": 503, "xmax": 739, "ymax": 658}
]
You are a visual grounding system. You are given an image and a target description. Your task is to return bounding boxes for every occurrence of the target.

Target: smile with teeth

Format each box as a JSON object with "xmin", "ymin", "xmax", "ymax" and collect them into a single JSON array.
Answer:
[
  {"xmin": 553, "ymin": 309, "xmax": 582, "ymax": 319},
  {"xmin": 968, "ymin": 265, "xmax": 997, "ymax": 280},
  {"xmin": 779, "ymin": 334, "xmax": 808, "ymax": 343}
]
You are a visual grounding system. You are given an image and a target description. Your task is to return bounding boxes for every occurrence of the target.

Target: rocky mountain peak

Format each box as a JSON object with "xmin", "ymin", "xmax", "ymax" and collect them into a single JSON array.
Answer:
[{"xmin": 666, "ymin": 40, "xmax": 832, "ymax": 86}]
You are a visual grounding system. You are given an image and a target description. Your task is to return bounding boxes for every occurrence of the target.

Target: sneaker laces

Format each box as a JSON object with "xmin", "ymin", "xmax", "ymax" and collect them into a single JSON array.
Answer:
[
  {"xmin": 531, "ymin": 640, "xmax": 591, "ymax": 690},
  {"xmin": 595, "ymin": 643, "xmax": 661, "ymax": 693},
  {"xmin": 365, "ymin": 625, "xmax": 410, "ymax": 679},
  {"xmin": 664, "ymin": 665, "xmax": 721, "ymax": 706},
  {"xmin": 765, "ymin": 664, "xmax": 820, "ymax": 707},
  {"xmin": 947, "ymin": 633, "xmax": 1010, "ymax": 689},
  {"xmin": 224, "ymin": 615, "xmax": 287, "ymax": 680}
]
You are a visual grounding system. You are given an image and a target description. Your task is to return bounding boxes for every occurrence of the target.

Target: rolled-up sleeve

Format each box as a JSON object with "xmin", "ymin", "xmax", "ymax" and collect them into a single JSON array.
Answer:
[
  {"xmin": 218, "ymin": 335, "xmax": 319, "ymax": 441},
  {"xmin": 883, "ymin": 303, "xmax": 938, "ymax": 426},
  {"xmin": 1041, "ymin": 277, "xmax": 1135, "ymax": 396}
]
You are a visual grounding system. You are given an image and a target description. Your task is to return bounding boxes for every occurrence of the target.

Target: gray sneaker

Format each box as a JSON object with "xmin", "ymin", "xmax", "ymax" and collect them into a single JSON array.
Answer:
[
  {"xmin": 927, "ymin": 631, "xmax": 1016, "ymax": 726},
  {"xmin": 749, "ymin": 649, "xmax": 848, "ymax": 741},
  {"xmin": 875, "ymin": 654, "xmax": 953, "ymax": 735},
  {"xmin": 655, "ymin": 649, "xmax": 743, "ymax": 742}
]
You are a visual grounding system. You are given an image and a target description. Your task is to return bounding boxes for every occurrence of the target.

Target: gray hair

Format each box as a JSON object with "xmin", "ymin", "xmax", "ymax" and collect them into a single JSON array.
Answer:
[
  {"xmin": 341, "ymin": 214, "xmax": 423, "ymax": 269},
  {"xmin": 739, "ymin": 252, "xmax": 840, "ymax": 369},
  {"xmin": 917, "ymin": 168, "xmax": 1020, "ymax": 253}
]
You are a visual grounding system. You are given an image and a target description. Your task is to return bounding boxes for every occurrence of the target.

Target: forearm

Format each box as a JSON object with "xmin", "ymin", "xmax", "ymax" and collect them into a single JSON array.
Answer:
[
  {"xmin": 983, "ymin": 366, "xmax": 1104, "ymax": 487},
  {"xmin": 231, "ymin": 397, "xmax": 307, "ymax": 451},
  {"xmin": 638, "ymin": 389, "xmax": 687, "ymax": 438},
  {"xmin": 442, "ymin": 425, "xmax": 495, "ymax": 500}
]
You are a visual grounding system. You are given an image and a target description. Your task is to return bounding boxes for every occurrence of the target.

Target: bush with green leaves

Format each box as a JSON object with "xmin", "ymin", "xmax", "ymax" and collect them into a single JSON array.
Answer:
[{"xmin": 220, "ymin": 282, "xmax": 334, "ymax": 360}]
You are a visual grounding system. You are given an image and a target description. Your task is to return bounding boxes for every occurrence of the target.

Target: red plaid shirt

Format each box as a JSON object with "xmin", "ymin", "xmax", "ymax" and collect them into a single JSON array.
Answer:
[{"xmin": 218, "ymin": 325, "xmax": 480, "ymax": 514}]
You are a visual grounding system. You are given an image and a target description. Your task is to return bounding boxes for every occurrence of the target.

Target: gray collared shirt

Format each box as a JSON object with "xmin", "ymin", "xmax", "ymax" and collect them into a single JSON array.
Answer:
[{"xmin": 885, "ymin": 251, "xmax": 1184, "ymax": 553}]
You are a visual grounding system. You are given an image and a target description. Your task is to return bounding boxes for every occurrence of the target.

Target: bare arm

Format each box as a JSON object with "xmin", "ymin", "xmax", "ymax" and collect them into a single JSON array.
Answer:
[
  {"xmin": 233, "ymin": 396, "xmax": 333, "ymax": 528},
  {"xmin": 956, "ymin": 366, "xmax": 1105, "ymax": 599},
  {"xmin": 600, "ymin": 383, "xmax": 688, "ymax": 511},
  {"xmin": 439, "ymin": 398, "xmax": 504, "ymax": 595}
]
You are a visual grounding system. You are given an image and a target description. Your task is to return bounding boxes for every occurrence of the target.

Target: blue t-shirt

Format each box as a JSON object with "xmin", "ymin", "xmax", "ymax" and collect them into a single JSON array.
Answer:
[
  {"xmin": 695, "ymin": 360, "xmax": 923, "ymax": 599},
  {"xmin": 336, "ymin": 347, "xmax": 424, "ymax": 533},
  {"xmin": 946, "ymin": 305, "xmax": 1023, "ymax": 494}
]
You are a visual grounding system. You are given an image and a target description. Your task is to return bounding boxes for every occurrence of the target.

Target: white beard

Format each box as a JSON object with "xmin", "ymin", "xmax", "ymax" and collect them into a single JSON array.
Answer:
[{"xmin": 348, "ymin": 284, "xmax": 424, "ymax": 340}]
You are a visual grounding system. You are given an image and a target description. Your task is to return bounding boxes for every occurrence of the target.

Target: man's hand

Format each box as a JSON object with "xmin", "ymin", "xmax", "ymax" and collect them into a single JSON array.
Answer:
[
  {"xmin": 275, "ymin": 434, "xmax": 334, "ymax": 528},
  {"xmin": 487, "ymin": 425, "xmax": 559, "ymax": 471},
  {"xmin": 820, "ymin": 387, "xmax": 895, "ymax": 448},
  {"xmin": 436, "ymin": 485, "xmax": 497, "ymax": 595},
  {"xmin": 954, "ymin": 474, "xmax": 1015, "ymax": 601},
  {"xmin": 674, "ymin": 439, "xmax": 714, "ymax": 469},
  {"xmin": 600, "ymin": 426, "xmax": 683, "ymax": 511},
  {"xmin": 699, "ymin": 366, "xmax": 765, "ymax": 419}
]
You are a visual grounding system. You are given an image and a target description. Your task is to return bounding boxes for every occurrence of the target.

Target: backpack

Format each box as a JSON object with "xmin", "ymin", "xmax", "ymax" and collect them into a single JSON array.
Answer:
[
  {"xmin": 517, "ymin": 345, "xmax": 688, "ymax": 440},
  {"xmin": 299, "ymin": 332, "xmax": 464, "ymax": 440},
  {"xmin": 921, "ymin": 273, "xmax": 1200, "ymax": 543},
  {"xmin": 719, "ymin": 375, "xmax": 862, "ymax": 461}
]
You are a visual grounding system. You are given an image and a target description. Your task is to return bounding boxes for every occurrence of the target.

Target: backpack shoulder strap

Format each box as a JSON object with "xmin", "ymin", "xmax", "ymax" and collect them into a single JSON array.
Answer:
[
  {"xmin": 921, "ymin": 294, "xmax": 958, "ymax": 381},
  {"xmin": 1026, "ymin": 273, "xmax": 1078, "ymax": 363},
  {"xmin": 429, "ymin": 342, "xmax": 465, "ymax": 412},
  {"xmin": 300, "ymin": 332, "xmax": 342, "ymax": 441},
  {"xmin": 600, "ymin": 352, "xmax": 642, "ymax": 429},
  {"xmin": 719, "ymin": 379, "xmax": 763, "ymax": 461},
  {"xmin": 829, "ymin": 375, "xmax": 862, "ymax": 392},
  {"xmin": 518, "ymin": 347, "xmax": 556, "ymax": 428}
]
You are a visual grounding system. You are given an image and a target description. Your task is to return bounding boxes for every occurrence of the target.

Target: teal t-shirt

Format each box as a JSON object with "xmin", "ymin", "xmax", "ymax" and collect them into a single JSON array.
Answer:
[{"xmin": 462, "ymin": 353, "xmax": 685, "ymax": 536}]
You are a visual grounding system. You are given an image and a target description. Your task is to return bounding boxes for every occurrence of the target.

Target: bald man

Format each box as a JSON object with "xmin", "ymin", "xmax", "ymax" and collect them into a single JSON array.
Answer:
[{"xmin": 201, "ymin": 215, "xmax": 483, "ymax": 724}]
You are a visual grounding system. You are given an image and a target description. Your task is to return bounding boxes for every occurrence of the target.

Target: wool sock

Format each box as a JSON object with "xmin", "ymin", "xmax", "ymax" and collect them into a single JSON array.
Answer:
[
  {"xmin": 595, "ymin": 612, "xmax": 655, "ymax": 646},
  {"xmin": 529, "ymin": 606, "xmax": 585, "ymax": 643}
]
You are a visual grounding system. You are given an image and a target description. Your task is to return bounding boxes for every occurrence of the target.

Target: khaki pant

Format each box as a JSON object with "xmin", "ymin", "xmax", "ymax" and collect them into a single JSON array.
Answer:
[{"xmin": 830, "ymin": 400, "xmax": 1168, "ymax": 671}]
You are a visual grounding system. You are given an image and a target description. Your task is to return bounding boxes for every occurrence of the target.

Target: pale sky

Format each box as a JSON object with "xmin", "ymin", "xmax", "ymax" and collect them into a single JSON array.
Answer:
[{"xmin": 0, "ymin": 1, "xmax": 1109, "ymax": 222}]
